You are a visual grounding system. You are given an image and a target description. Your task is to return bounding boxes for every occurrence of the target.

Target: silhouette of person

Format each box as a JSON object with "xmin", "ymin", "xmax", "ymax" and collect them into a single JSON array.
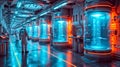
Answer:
[{"xmin": 19, "ymin": 27, "xmax": 28, "ymax": 53}]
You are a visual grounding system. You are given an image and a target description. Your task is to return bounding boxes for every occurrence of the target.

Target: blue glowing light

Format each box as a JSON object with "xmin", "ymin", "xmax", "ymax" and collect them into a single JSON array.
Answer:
[
  {"xmin": 40, "ymin": 46, "xmax": 48, "ymax": 65},
  {"xmin": 84, "ymin": 11, "xmax": 111, "ymax": 51},
  {"xmin": 52, "ymin": 19, "xmax": 67, "ymax": 42},
  {"xmin": 53, "ymin": 2, "xmax": 68, "ymax": 10},
  {"xmin": 40, "ymin": 11, "xmax": 50, "ymax": 16},
  {"xmin": 31, "ymin": 16, "xmax": 37, "ymax": 20},
  {"xmin": 24, "ymin": 4, "xmax": 41, "ymax": 10},
  {"xmin": 58, "ymin": 20, "xmax": 65, "ymax": 23},
  {"xmin": 40, "ymin": 23, "xmax": 48, "ymax": 39},
  {"xmin": 15, "ymin": 11, "xmax": 18, "ymax": 14},
  {"xmin": 32, "ymin": 26, "xmax": 38, "ymax": 38},
  {"xmin": 56, "ymin": 53, "xmax": 66, "ymax": 67},
  {"xmin": 17, "ymin": 14, "xmax": 32, "ymax": 17},
  {"xmin": 17, "ymin": 2, "xmax": 22, "ymax": 8},
  {"xmin": 26, "ymin": 26, "xmax": 32, "ymax": 37},
  {"xmin": 91, "ymin": 13, "xmax": 102, "ymax": 17},
  {"xmin": 13, "ymin": 16, "xmax": 16, "ymax": 18}
]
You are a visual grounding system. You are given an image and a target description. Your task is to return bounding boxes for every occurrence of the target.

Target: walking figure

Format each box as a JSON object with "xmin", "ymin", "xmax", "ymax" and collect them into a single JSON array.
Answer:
[{"xmin": 19, "ymin": 28, "xmax": 28, "ymax": 53}]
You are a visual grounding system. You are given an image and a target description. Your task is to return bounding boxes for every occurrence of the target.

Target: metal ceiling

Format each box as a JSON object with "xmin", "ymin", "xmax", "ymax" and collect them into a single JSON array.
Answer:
[{"xmin": 0, "ymin": 0, "xmax": 74, "ymax": 34}]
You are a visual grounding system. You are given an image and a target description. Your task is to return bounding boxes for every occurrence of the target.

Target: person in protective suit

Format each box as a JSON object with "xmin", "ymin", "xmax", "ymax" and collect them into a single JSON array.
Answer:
[{"xmin": 19, "ymin": 28, "xmax": 28, "ymax": 53}]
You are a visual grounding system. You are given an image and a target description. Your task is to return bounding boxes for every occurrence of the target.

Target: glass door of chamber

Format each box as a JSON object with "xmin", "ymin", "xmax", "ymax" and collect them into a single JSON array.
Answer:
[
  {"xmin": 40, "ymin": 23, "xmax": 48, "ymax": 39},
  {"xmin": 26, "ymin": 26, "xmax": 32, "ymax": 37},
  {"xmin": 84, "ymin": 11, "xmax": 111, "ymax": 51},
  {"xmin": 52, "ymin": 19, "xmax": 67, "ymax": 43},
  {"xmin": 32, "ymin": 25, "xmax": 38, "ymax": 38}
]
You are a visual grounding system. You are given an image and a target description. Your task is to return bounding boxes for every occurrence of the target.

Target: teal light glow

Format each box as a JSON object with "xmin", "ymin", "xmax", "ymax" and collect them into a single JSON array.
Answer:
[
  {"xmin": 91, "ymin": 13, "xmax": 102, "ymax": 17},
  {"xmin": 13, "ymin": 16, "xmax": 16, "ymax": 18},
  {"xmin": 40, "ymin": 46, "xmax": 48, "ymax": 65},
  {"xmin": 40, "ymin": 11, "xmax": 50, "ymax": 16},
  {"xmin": 26, "ymin": 26, "xmax": 32, "ymax": 37},
  {"xmin": 17, "ymin": 2, "xmax": 22, "ymax": 8},
  {"xmin": 17, "ymin": 14, "xmax": 32, "ymax": 17},
  {"xmin": 31, "ymin": 16, "xmax": 37, "ymax": 20},
  {"xmin": 52, "ymin": 19, "xmax": 67, "ymax": 42},
  {"xmin": 32, "ymin": 26, "xmax": 38, "ymax": 38},
  {"xmin": 58, "ymin": 20, "xmax": 64, "ymax": 23},
  {"xmin": 56, "ymin": 53, "xmax": 66, "ymax": 67},
  {"xmin": 84, "ymin": 11, "xmax": 111, "ymax": 51},
  {"xmin": 24, "ymin": 3, "xmax": 42, "ymax": 10},
  {"xmin": 25, "ymin": 17, "xmax": 37, "ymax": 23},
  {"xmin": 53, "ymin": 2, "xmax": 67, "ymax": 10},
  {"xmin": 15, "ymin": 11, "xmax": 18, "ymax": 14},
  {"xmin": 40, "ymin": 23, "xmax": 48, "ymax": 39}
]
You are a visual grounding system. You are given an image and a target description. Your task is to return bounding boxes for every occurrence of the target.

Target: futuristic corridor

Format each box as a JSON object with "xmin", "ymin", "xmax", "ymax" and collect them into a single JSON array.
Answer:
[
  {"xmin": 1, "ymin": 36, "xmax": 120, "ymax": 67},
  {"xmin": 0, "ymin": 0, "xmax": 120, "ymax": 67}
]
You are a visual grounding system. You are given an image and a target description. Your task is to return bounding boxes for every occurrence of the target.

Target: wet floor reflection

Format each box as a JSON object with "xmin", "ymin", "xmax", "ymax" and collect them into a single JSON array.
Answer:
[
  {"xmin": 22, "ymin": 53, "xmax": 27, "ymax": 67},
  {"xmin": 39, "ymin": 45, "xmax": 50, "ymax": 66},
  {"xmin": 50, "ymin": 52, "xmax": 67, "ymax": 67},
  {"xmin": 1, "ymin": 35, "xmax": 120, "ymax": 67},
  {"xmin": 0, "ymin": 57, "xmax": 6, "ymax": 67}
]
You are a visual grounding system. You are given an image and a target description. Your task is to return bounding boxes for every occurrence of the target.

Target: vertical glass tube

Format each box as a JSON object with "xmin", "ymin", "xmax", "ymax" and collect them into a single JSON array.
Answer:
[
  {"xmin": 26, "ymin": 24, "xmax": 32, "ymax": 37},
  {"xmin": 32, "ymin": 22, "xmax": 38, "ymax": 38},
  {"xmin": 39, "ymin": 18, "xmax": 48, "ymax": 39},
  {"xmin": 52, "ymin": 12, "xmax": 67, "ymax": 43},
  {"xmin": 84, "ymin": 11, "xmax": 111, "ymax": 51}
]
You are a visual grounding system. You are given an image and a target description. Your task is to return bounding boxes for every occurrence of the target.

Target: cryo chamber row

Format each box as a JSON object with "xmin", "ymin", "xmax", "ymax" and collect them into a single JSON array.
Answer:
[
  {"xmin": 26, "ymin": 12, "xmax": 70, "ymax": 44},
  {"xmin": 23, "ymin": 0, "xmax": 120, "ymax": 61}
]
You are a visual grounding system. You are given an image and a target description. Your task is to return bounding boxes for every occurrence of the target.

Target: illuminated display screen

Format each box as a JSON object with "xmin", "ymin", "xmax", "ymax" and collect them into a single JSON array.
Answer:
[{"xmin": 84, "ymin": 11, "xmax": 111, "ymax": 51}]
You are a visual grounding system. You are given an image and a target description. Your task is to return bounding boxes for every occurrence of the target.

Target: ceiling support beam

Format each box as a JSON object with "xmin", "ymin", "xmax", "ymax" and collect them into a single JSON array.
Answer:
[{"xmin": 12, "ymin": 0, "xmax": 74, "ymax": 29}]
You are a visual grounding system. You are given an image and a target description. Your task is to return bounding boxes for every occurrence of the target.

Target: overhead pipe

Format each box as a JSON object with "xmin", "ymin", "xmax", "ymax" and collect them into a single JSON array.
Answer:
[
  {"xmin": 12, "ymin": 0, "xmax": 74, "ymax": 29},
  {"xmin": 38, "ymin": 0, "xmax": 73, "ymax": 16},
  {"xmin": 12, "ymin": 16, "xmax": 38, "ymax": 29}
]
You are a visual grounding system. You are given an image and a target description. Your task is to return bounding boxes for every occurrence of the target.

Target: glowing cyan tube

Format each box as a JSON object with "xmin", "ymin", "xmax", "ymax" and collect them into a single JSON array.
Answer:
[
  {"xmin": 32, "ymin": 26, "xmax": 38, "ymax": 38},
  {"xmin": 39, "ymin": 18, "xmax": 49, "ymax": 40},
  {"xmin": 26, "ymin": 26, "xmax": 32, "ymax": 37},
  {"xmin": 40, "ymin": 23, "xmax": 48, "ymax": 39},
  {"xmin": 52, "ymin": 12, "xmax": 67, "ymax": 43},
  {"xmin": 91, "ymin": 18, "xmax": 102, "ymax": 49},
  {"xmin": 84, "ymin": 11, "xmax": 111, "ymax": 51},
  {"xmin": 52, "ymin": 19, "xmax": 67, "ymax": 42},
  {"xmin": 58, "ymin": 21, "xmax": 65, "ymax": 41}
]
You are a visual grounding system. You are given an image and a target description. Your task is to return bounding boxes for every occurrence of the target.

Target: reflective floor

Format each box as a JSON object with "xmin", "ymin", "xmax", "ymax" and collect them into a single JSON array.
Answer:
[{"xmin": 0, "ymin": 36, "xmax": 120, "ymax": 67}]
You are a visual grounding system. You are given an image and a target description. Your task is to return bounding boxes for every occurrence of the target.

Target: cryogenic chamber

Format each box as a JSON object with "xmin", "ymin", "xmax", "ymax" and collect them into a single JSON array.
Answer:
[
  {"xmin": 84, "ymin": 9, "xmax": 111, "ymax": 52},
  {"xmin": 32, "ymin": 22, "xmax": 39, "ymax": 41},
  {"xmin": 26, "ymin": 24, "xmax": 32, "ymax": 38},
  {"xmin": 52, "ymin": 12, "xmax": 67, "ymax": 43},
  {"xmin": 39, "ymin": 18, "xmax": 49, "ymax": 39}
]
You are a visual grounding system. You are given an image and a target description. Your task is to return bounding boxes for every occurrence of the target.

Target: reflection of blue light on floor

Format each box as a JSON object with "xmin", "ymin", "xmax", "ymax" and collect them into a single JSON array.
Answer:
[
  {"xmin": 32, "ymin": 51, "xmax": 38, "ymax": 61},
  {"xmin": 57, "ymin": 54, "xmax": 66, "ymax": 67},
  {"xmin": 40, "ymin": 46, "xmax": 48, "ymax": 65},
  {"xmin": 10, "ymin": 42, "xmax": 21, "ymax": 67}
]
